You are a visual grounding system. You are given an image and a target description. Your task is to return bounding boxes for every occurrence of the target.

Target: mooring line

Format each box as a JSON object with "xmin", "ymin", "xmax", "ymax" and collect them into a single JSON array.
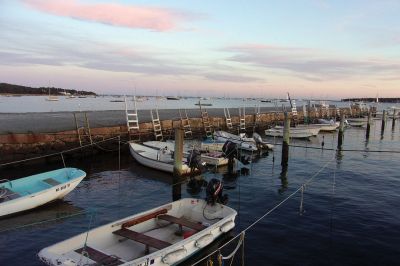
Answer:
[{"xmin": 191, "ymin": 156, "xmax": 335, "ymax": 266}]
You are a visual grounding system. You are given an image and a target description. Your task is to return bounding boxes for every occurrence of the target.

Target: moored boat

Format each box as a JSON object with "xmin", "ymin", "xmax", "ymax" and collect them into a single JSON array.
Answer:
[
  {"xmin": 38, "ymin": 198, "xmax": 237, "ymax": 266},
  {"xmin": 265, "ymin": 128, "xmax": 314, "ymax": 139},
  {"xmin": 213, "ymin": 131, "xmax": 274, "ymax": 151},
  {"xmin": 129, "ymin": 142, "xmax": 194, "ymax": 173},
  {"xmin": 0, "ymin": 168, "xmax": 86, "ymax": 217}
]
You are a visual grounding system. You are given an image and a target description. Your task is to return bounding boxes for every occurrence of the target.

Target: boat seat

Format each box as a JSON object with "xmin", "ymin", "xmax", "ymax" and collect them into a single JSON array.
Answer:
[
  {"xmin": 121, "ymin": 209, "xmax": 168, "ymax": 228},
  {"xmin": 113, "ymin": 228, "xmax": 171, "ymax": 254},
  {"xmin": 75, "ymin": 246, "xmax": 124, "ymax": 266},
  {"xmin": 157, "ymin": 214, "xmax": 206, "ymax": 232},
  {"xmin": 42, "ymin": 178, "xmax": 61, "ymax": 186}
]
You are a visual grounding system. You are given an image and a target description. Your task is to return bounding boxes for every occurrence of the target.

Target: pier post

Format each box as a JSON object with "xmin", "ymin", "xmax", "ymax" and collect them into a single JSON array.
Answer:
[
  {"xmin": 173, "ymin": 128, "xmax": 184, "ymax": 201},
  {"xmin": 281, "ymin": 112, "xmax": 290, "ymax": 167},
  {"xmin": 337, "ymin": 112, "xmax": 345, "ymax": 149},
  {"xmin": 381, "ymin": 110, "xmax": 386, "ymax": 134},
  {"xmin": 366, "ymin": 108, "xmax": 372, "ymax": 140},
  {"xmin": 392, "ymin": 109, "xmax": 396, "ymax": 130}
]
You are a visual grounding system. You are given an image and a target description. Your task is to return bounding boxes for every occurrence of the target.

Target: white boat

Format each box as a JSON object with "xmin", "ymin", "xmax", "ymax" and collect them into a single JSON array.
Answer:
[
  {"xmin": 347, "ymin": 118, "xmax": 367, "ymax": 127},
  {"xmin": 295, "ymin": 123, "xmax": 338, "ymax": 132},
  {"xmin": 0, "ymin": 168, "xmax": 86, "ymax": 217},
  {"xmin": 265, "ymin": 128, "xmax": 314, "ymax": 139},
  {"xmin": 129, "ymin": 142, "xmax": 194, "ymax": 174},
  {"xmin": 273, "ymin": 125, "xmax": 320, "ymax": 136},
  {"xmin": 143, "ymin": 141, "xmax": 229, "ymax": 167},
  {"xmin": 46, "ymin": 88, "xmax": 59, "ymax": 101},
  {"xmin": 38, "ymin": 198, "xmax": 237, "ymax": 266},
  {"xmin": 213, "ymin": 131, "xmax": 269, "ymax": 151}
]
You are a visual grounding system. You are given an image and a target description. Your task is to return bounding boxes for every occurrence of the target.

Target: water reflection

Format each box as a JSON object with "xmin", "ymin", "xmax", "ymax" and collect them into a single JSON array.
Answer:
[
  {"xmin": 278, "ymin": 165, "xmax": 289, "ymax": 194},
  {"xmin": 0, "ymin": 200, "xmax": 83, "ymax": 232}
]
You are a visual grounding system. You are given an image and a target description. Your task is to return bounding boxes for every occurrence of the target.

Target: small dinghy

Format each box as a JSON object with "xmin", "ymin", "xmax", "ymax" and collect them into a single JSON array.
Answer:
[
  {"xmin": 129, "ymin": 142, "xmax": 194, "ymax": 174},
  {"xmin": 265, "ymin": 127, "xmax": 314, "ymax": 139},
  {"xmin": 347, "ymin": 118, "xmax": 367, "ymax": 127},
  {"xmin": 0, "ymin": 168, "xmax": 86, "ymax": 217},
  {"xmin": 143, "ymin": 141, "xmax": 229, "ymax": 167},
  {"xmin": 38, "ymin": 198, "xmax": 237, "ymax": 266}
]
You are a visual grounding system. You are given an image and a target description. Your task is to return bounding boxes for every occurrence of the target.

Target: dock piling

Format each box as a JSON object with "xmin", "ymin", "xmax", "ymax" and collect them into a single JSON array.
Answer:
[
  {"xmin": 366, "ymin": 108, "xmax": 372, "ymax": 140},
  {"xmin": 392, "ymin": 109, "xmax": 396, "ymax": 130},
  {"xmin": 173, "ymin": 128, "xmax": 184, "ymax": 201},
  {"xmin": 281, "ymin": 112, "xmax": 290, "ymax": 167},
  {"xmin": 337, "ymin": 112, "xmax": 345, "ymax": 149},
  {"xmin": 381, "ymin": 110, "xmax": 386, "ymax": 134}
]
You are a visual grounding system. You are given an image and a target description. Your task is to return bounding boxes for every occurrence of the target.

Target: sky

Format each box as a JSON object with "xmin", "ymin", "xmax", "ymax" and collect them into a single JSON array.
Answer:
[{"xmin": 0, "ymin": 0, "xmax": 399, "ymax": 98}]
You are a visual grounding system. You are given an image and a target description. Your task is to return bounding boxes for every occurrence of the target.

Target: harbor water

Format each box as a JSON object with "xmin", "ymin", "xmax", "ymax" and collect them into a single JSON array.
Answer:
[{"xmin": 0, "ymin": 119, "xmax": 399, "ymax": 265}]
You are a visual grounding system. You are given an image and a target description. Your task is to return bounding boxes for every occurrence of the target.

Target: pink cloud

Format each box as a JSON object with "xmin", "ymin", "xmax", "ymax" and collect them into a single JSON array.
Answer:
[{"xmin": 23, "ymin": 0, "xmax": 196, "ymax": 31}]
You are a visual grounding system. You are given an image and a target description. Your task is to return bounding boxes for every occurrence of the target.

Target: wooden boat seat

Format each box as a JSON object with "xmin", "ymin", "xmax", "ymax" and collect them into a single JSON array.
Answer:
[
  {"xmin": 121, "ymin": 209, "xmax": 168, "ymax": 228},
  {"xmin": 113, "ymin": 228, "xmax": 171, "ymax": 254},
  {"xmin": 75, "ymin": 246, "xmax": 124, "ymax": 265},
  {"xmin": 42, "ymin": 178, "xmax": 61, "ymax": 186},
  {"xmin": 157, "ymin": 214, "xmax": 206, "ymax": 232}
]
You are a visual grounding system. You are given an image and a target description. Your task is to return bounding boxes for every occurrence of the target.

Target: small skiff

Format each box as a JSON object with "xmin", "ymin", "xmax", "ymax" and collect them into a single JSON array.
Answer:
[
  {"xmin": 0, "ymin": 168, "xmax": 85, "ymax": 217},
  {"xmin": 143, "ymin": 141, "xmax": 228, "ymax": 167},
  {"xmin": 129, "ymin": 142, "xmax": 193, "ymax": 173},
  {"xmin": 274, "ymin": 125, "xmax": 320, "ymax": 136},
  {"xmin": 213, "ymin": 131, "xmax": 261, "ymax": 151},
  {"xmin": 265, "ymin": 128, "xmax": 314, "ymax": 139},
  {"xmin": 38, "ymin": 198, "xmax": 237, "ymax": 266},
  {"xmin": 347, "ymin": 118, "xmax": 367, "ymax": 127}
]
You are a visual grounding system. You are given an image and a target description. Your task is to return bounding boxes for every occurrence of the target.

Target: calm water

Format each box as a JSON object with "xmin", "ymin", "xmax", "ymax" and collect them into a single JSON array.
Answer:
[
  {"xmin": 1, "ymin": 120, "xmax": 399, "ymax": 265},
  {"xmin": 1, "ymin": 95, "xmax": 389, "ymax": 113}
]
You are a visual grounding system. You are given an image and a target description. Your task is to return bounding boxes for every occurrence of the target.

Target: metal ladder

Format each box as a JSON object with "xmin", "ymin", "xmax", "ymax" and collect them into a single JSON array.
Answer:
[
  {"xmin": 179, "ymin": 109, "xmax": 192, "ymax": 138},
  {"xmin": 223, "ymin": 107, "xmax": 233, "ymax": 129},
  {"xmin": 239, "ymin": 105, "xmax": 246, "ymax": 133},
  {"xmin": 73, "ymin": 112, "xmax": 93, "ymax": 147},
  {"xmin": 125, "ymin": 96, "xmax": 140, "ymax": 141},
  {"xmin": 150, "ymin": 108, "xmax": 163, "ymax": 141},
  {"xmin": 198, "ymin": 101, "xmax": 213, "ymax": 138}
]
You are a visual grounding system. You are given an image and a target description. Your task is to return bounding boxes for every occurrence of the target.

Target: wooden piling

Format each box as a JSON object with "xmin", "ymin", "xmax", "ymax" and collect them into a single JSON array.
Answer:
[
  {"xmin": 337, "ymin": 112, "xmax": 345, "ymax": 149},
  {"xmin": 281, "ymin": 112, "xmax": 290, "ymax": 167},
  {"xmin": 173, "ymin": 128, "xmax": 184, "ymax": 201},
  {"xmin": 392, "ymin": 109, "xmax": 396, "ymax": 130},
  {"xmin": 381, "ymin": 110, "xmax": 386, "ymax": 134},
  {"xmin": 366, "ymin": 109, "xmax": 372, "ymax": 140}
]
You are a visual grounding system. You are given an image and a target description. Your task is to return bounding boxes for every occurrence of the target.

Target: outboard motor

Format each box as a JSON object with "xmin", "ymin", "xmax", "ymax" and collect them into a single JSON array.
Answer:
[
  {"xmin": 186, "ymin": 149, "xmax": 203, "ymax": 174},
  {"xmin": 222, "ymin": 141, "xmax": 237, "ymax": 174},
  {"xmin": 252, "ymin": 132, "xmax": 263, "ymax": 144},
  {"xmin": 206, "ymin": 178, "xmax": 228, "ymax": 205}
]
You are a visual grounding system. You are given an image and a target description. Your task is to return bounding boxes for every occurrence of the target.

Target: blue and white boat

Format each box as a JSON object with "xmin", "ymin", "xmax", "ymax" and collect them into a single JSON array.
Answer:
[{"xmin": 0, "ymin": 168, "xmax": 86, "ymax": 217}]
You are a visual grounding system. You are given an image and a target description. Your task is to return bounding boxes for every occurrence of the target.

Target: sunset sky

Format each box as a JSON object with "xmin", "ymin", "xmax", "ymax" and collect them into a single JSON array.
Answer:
[{"xmin": 0, "ymin": 0, "xmax": 399, "ymax": 98}]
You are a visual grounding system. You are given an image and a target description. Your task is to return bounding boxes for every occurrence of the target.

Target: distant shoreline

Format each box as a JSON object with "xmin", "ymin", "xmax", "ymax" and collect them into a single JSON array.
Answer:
[{"xmin": 342, "ymin": 97, "xmax": 400, "ymax": 103}]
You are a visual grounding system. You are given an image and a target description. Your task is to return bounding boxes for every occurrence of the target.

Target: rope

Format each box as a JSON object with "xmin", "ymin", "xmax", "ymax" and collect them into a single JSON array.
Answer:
[
  {"xmin": 60, "ymin": 153, "xmax": 66, "ymax": 168},
  {"xmin": 272, "ymin": 142, "xmax": 400, "ymax": 153},
  {"xmin": 221, "ymin": 232, "xmax": 245, "ymax": 260},
  {"xmin": 191, "ymin": 156, "xmax": 335, "ymax": 266}
]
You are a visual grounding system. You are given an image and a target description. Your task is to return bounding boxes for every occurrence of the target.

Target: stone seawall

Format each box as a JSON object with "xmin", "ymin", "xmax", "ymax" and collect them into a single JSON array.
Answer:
[{"xmin": 0, "ymin": 107, "xmax": 365, "ymax": 164}]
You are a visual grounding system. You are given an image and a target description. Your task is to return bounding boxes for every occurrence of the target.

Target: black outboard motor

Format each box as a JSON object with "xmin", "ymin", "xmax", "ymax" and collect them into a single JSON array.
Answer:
[
  {"xmin": 206, "ymin": 178, "xmax": 228, "ymax": 205},
  {"xmin": 222, "ymin": 141, "xmax": 237, "ymax": 174},
  {"xmin": 186, "ymin": 149, "xmax": 203, "ymax": 174}
]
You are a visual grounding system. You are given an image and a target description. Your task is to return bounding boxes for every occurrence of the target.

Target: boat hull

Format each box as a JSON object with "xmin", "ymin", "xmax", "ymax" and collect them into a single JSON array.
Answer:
[
  {"xmin": 265, "ymin": 129, "xmax": 313, "ymax": 139},
  {"xmin": 38, "ymin": 198, "xmax": 237, "ymax": 266},
  {"xmin": 0, "ymin": 168, "xmax": 85, "ymax": 217}
]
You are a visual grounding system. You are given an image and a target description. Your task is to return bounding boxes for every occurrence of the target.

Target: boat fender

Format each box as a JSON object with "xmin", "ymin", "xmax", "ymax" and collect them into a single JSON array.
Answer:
[
  {"xmin": 195, "ymin": 234, "xmax": 214, "ymax": 248},
  {"xmin": 162, "ymin": 248, "xmax": 187, "ymax": 265},
  {"xmin": 220, "ymin": 220, "xmax": 235, "ymax": 233}
]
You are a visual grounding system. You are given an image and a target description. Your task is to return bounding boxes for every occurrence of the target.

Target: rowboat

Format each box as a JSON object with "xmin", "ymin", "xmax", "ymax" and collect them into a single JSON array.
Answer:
[
  {"xmin": 265, "ymin": 127, "xmax": 314, "ymax": 139},
  {"xmin": 143, "ymin": 141, "xmax": 229, "ymax": 167},
  {"xmin": 38, "ymin": 198, "xmax": 237, "ymax": 266},
  {"xmin": 0, "ymin": 168, "xmax": 86, "ymax": 217},
  {"xmin": 129, "ymin": 142, "xmax": 194, "ymax": 173},
  {"xmin": 274, "ymin": 125, "xmax": 321, "ymax": 136},
  {"xmin": 295, "ymin": 123, "xmax": 338, "ymax": 132}
]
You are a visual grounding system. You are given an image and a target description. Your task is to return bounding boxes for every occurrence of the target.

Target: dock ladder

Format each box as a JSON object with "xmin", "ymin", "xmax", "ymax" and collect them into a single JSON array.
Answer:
[
  {"xmin": 223, "ymin": 107, "xmax": 233, "ymax": 130},
  {"xmin": 254, "ymin": 105, "xmax": 261, "ymax": 131},
  {"xmin": 239, "ymin": 105, "xmax": 246, "ymax": 133},
  {"xmin": 179, "ymin": 109, "xmax": 192, "ymax": 138},
  {"xmin": 198, "ymin": 101, "xmax": 213, "ymax": 138},
  {"xmin": 73, "ymin": 112, "xmax": 93, "ymax": 147},
  {"xmin": 150, "ymin": 108, "xmax": 163, "ymax": 141},
  {"xmin": 125, "ymin": 96, "xmax": 140, "ymax": 141}
]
